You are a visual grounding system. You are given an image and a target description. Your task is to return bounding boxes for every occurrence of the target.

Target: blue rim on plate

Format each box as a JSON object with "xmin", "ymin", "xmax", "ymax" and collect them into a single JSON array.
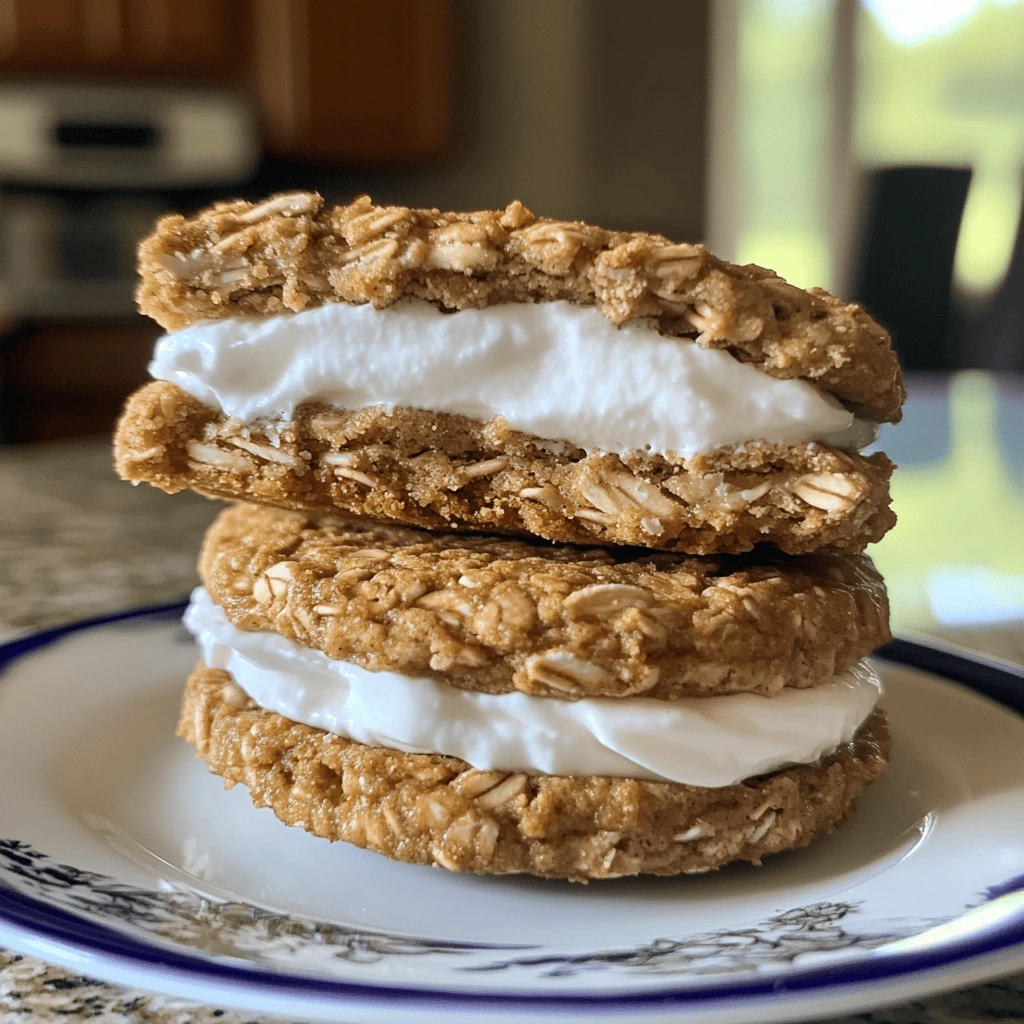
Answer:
[{"xmin": 2, "ymin": 602, "xmax": 1024, "ymax": 1014}]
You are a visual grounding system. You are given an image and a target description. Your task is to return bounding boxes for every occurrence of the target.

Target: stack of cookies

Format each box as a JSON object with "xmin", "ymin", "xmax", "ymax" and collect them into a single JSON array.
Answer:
[{"xmin": 115, "ymin": 193, "xmax": 902, "ymax": 881}]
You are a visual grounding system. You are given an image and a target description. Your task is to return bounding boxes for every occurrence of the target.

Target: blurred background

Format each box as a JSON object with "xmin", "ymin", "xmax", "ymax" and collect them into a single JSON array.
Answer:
[{"xmin": 0, "ymin": 0, "xmax": 1020, "ymax": 637}]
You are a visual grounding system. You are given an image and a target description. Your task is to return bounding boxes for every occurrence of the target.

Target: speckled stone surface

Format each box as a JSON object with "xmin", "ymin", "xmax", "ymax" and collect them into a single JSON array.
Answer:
[
  {"xmin": 0, "ymin": 438, "xmax": 1022, "ymax": 1024},
  {"xmin": 0, "ymin": 440, "xmax": 218, "ymax": 640}
]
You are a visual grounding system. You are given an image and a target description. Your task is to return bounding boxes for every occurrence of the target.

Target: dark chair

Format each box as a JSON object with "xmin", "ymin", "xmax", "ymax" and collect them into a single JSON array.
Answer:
[
  {"xmin": 848, "ymin": 166, "xmax": 972, "ymax": 371},
  {"xmin": 972, "ymin": 187, "xmax": 1024, "ymax": 373}
]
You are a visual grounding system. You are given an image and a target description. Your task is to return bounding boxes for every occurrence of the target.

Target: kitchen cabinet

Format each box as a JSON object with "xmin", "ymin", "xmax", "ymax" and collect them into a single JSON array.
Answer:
[
  {"xmin": 252, "ymin": 0, "xmax": 451, "ymax": 164},
  {"xmin": 0, "ymin": 0, "xmax": 247, "ymax": 81},
  {"xmin": 0, "ymin": 0, "xmax": 452, "ymax": 165}
]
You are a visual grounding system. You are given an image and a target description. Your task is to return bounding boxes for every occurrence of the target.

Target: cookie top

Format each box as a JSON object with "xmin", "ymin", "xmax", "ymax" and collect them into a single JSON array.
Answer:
[
  {"xmin": 138, "ymin": 193, "xmax": 904, "ymax": 422},
  {"xmin": 199, "ymin": 503, "xmax": 891, "ymax": 701}
]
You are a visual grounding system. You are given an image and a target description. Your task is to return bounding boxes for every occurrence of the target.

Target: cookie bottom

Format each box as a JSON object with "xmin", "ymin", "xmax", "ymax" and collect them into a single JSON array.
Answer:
[
  {"xmin": 116, "ymin": 381, "xmax": 896, "ymax": 556},
  {"xmin": 180, "ymin": 663, "xmax": 890, "ymax": 881}
]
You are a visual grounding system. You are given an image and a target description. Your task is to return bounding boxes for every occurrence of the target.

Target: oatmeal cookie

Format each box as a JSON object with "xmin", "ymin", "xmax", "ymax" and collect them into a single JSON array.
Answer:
[
  {"xmin": 197, "ymin": 503, "xmax": 890, "ymax": 700},
  {"xmin": 115, "ymin": 382, "xmax": 896, "ymax": 556},
  {"xmin": 138, "ymin": 193, "xmax": 903, "ymax": 421},
  {"xmin": 180, "ymin": 663, "xmax": 890, "ymax": 881}
]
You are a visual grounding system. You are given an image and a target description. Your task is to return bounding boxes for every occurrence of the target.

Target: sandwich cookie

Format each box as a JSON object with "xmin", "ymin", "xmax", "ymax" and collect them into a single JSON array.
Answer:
[
  {"xmin": 115, "ymin": 193, "xmax": 903, "ymax": 555},
  {"xmin": 179, "ymin": 502, "xmax": 892, "ymax": 880},
  {"xmin": 181, "ymin": 664, "xmax": 889, "ymax": 882}
]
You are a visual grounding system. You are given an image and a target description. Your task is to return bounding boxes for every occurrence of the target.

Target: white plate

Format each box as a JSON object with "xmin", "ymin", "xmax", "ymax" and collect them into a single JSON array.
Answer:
[{"xmin": 1, "ymin": 605, "xmax": 1024, "ymax": 1024}]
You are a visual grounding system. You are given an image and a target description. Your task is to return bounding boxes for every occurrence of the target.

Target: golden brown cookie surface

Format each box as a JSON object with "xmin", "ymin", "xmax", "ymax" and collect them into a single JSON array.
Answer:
[
  {"xmin": 180, "ymin": 663, "xmax": 890, "ymax": 881},
  {"xmin": 114, "ymin": 382, "xmax": 897, "ymax": 558},
  {"xmin": 196, "ymin": 503, "xmax": 890, "ymax": 700},
  {"xmin": 138, "ymin": 193, "xmax": 904, "ymax": 422}
]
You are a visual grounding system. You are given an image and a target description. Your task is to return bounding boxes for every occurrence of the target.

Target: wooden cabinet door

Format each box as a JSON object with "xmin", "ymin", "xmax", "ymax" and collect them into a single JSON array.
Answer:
[
  {"xmin": 0, "ymin": 0, "xmax": 245, "ymax": 80},
  {"xmin": 0, "ymin": 0, "xmax": 97, "ymax": 70},
  {"xmin": 123, "ymin": 0, "xmax": 247, "ymax": 79},
  {"xmin": 253, "ymin": 0, "xmax": 452, "ymax": 164}
]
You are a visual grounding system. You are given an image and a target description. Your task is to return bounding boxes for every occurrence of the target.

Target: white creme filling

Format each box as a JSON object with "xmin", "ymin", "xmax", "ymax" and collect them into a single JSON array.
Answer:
[
  {"xmin": 151, "ymin": 299, "xmax": 876, "ymax": 458},
  {"xmin": 185, "ymin": 588, "xmax": 882, "ymax": 788}
]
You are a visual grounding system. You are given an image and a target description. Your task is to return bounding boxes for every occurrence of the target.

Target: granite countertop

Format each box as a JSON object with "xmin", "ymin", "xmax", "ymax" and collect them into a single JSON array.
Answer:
[{"xmin": 1, "ymin": 438, "xmax": 1022, "ymax": 1024}]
